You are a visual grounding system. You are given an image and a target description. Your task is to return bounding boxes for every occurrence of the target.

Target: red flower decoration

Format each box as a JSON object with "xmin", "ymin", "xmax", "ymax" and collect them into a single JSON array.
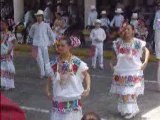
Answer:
[
  {"xmin": 119, "ymin": 48, "xmax": 125, "ymax": 54},
  {"xmin": 114, "ymin": 75, "xmax": 119, "ymax": 81},
  {"xmin": 72, "ymin": 64, "xmax": 78, "ymax": 73}
]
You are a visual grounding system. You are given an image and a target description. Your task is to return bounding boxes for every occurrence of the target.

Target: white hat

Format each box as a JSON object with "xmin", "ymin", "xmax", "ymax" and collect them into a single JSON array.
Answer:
[
  {"xmin": 34, "ymin": 10, "xmax": 44, "ymax": 16},
  {"xmin": 95, "ymin": 19, "xmax": 101, "ymax": 24},
  {"xmin": 47, "ymin": 1, "xmax": 52, "ymax": 5},
  {"xmin": 132, "ymin": 13, "xmax": 138, "ymax": 19},
  {"xmin": 115, "ymin": 8, "xmax": 123, "ymax": 13},
  {"xmin": 57, "ymin": 0, "xmax": 61, "ymax": 4},
  {"xmin": 90, "ymin": 5, "xmax": 96, "ymax": 10},
  {"xmin": 101, "ymin": 10, "xmax": 107, "ymax": 14}
]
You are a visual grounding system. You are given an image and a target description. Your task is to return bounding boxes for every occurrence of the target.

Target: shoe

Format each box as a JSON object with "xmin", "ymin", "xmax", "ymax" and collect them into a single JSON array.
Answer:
[
  {"xmin": 99, "ymin": 67, "xmax": 104, "ymax": 70},
  {"xmin": 124, "ymin": 110, "xmax": 140, "ymax": 119}
]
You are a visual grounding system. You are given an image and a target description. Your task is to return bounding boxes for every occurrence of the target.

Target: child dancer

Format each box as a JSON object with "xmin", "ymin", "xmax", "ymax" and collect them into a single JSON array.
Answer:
[
  {"xmin": 110, "ymin": 23, "xmax": 150, "ymax": 119},
  {"xmin": 46, "ymin": 35, "xmax": 91, "ymax": 120},
  {"xmin": 1, "ymin": 20, "xmax": 16, "ymax": 90},
  {"xmin": 90, "ymin": 19, "xmax": 106, "ymax": 70}
]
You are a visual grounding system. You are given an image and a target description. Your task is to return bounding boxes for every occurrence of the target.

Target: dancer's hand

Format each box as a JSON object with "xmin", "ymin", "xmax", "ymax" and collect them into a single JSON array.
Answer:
[{"xmin": 82, "ymin": 88, "xmax": 90, "ymax": 97}]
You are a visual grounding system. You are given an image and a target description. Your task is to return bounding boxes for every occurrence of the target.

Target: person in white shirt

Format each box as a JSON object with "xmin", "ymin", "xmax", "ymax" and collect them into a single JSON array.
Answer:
[
  {"xmin": 100, "ymin": 10, "xmax": 110, "ymax": 32},
  {"xmin": 87, "ymin": 5, "xmax": 98, "ymax": 28},
  {"xmin": 130, "ymin": 13, "xmax": 139, "ymax": 33},
  {"xmin": 68, "ymin": 0, "xmax": 77, "ymax": 25},
  {"xmin": 110, "ymin": 8, "xmax": 124, "ymax": 28},
  {"xmin": 90, "ymin": 19, "xmax": 106, "ymax": 69},
  {"xmin": 153, "ymin": 2, "xmax": 160, "ymax": 91},
  {"xmin": 29, "ymin": 10, "xmax": 56, "ymax": 79},
  {"xmin": 44, "ymin": 1, "xmax": 53, "ymax": 25}
]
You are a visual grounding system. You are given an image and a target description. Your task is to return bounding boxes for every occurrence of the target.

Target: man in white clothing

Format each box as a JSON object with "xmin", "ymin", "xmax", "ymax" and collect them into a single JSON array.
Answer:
[
  {"xmin": 110, "ymin": 8, "xmax": 124, "ymax": 28},
  {"xmin": 90, "ymin": 19, "xmax": 106, "ymax": 70},
  {"xmin": 153, "ymin": 2, "xmax": 160, "ymax": 91},
  {"xmin": 100, "ymin": 10, "xmax": 110, "ymax": 32},
  {"xmin": 29, "ymin": 10, "xmax": 56, "ymax": 79},
  {"xmin": 87, "ymin": 5, "xmax": 98, "ymax": 28},
  {"xmin": 44, "ymin": 1, "xmax": 53, "ymax": 26}
]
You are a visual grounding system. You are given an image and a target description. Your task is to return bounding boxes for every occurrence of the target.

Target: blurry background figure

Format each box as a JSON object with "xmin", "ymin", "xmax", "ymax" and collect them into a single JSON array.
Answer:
[
  {"xmin": 23, "ymin": 7, "xmax": 35, "ymax": 44},
  {"xmin": 44, "ymin": 1, "xmax": 53, "ymax": 26},
  {"xmin": 100, "ymin": 10, "xmax": 110, "ymax": 32},
  {"xmin": 136, "ymin": 19, "xmax": 148, "ymax": 41},
  {"xmin": 56, "ymin": 0, "xmax": 64, "ymax": 16},
  {"xmin": 153, "ymin": 1, "xmax": 160, "ymax": 91},
  {"xmin": 130, "ymin": 13, "xmax": 139, "ymax": 34},
  {"xmin": 68, "ymin": 0, "xmax": 78, "ymax": 26},
  {"xmin": 87, "ymin": 5, "xmax": 98, "ymax": 29},
  {"xmin": 52, "ymin": 12, "xmax": 65, "ymax": 36},
  {"xmin": 90, "ymin": 19, "xmax": 106, "ymax": 70},
  {"xmin": 110, "ymin": 8, "xmax": 124, "ymax": 28},
  {"xmin": 1, "ymin": 20, "xmax": 16, "ymax": 90}
]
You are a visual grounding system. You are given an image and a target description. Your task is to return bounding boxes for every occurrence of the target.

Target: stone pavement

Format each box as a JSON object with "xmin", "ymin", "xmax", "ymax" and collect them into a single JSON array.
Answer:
[{"xmin": 3, "ymin": 53, "xmax": 160, "ymax": 120}]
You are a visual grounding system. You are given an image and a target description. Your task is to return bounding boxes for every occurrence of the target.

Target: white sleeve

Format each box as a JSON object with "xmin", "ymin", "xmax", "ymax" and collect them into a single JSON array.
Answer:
[
  {"xmin": 103, "ymin": 30, "xmax": 106, "ymax": 40},
  {"xmin": 153, "ymin": 12, "xmax": 158, "ymax": 30},
  {"xmin": 77, "ymin": 61, "xmax": 89, "ymax": 79},
  {"xmin": 90, "ymin": 29, "xmax": 95, "ymax": 40}
]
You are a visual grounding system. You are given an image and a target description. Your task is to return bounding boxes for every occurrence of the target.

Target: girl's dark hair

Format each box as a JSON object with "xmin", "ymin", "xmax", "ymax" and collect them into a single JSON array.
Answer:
[{"xmin": 81, "ymin": 112, "xmax": 101, "ymax": 120}]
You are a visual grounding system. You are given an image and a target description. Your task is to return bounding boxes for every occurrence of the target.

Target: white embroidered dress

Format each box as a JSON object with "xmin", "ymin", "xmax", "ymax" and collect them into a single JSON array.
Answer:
[
  {"xmin": 1, "ymin": 32, "xmax": 16, "ymax": 89},
  {"xmin": 110, "ymin": 37, "xmax": 146, "ymax": 114},
  {"xmin": 49, "ymin": 56, "xmax": 88, "ymax": 120}
]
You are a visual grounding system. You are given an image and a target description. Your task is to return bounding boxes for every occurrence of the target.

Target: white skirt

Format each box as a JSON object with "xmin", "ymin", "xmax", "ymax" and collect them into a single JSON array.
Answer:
[
  {"xmin": 155, "ymin": 30, "xmax": 160, "ymax": 59},
  {"xmin": 1, "ymin": 60, "xmax": 15, "ymax": 89},
  {"xmin": 50, "ymin": 109, "xmax": 82, "ymax": 120}
]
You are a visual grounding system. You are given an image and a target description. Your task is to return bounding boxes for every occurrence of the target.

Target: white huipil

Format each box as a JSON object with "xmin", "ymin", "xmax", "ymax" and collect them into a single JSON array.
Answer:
[
  {"xmin": 49, "ymin": 56, "xmax": 89, "ymax": 120},
  {"xmin": 1, "ymin": 32, "xmax": 16, "ymax": 89},
  {"xmin": 29, "ymin": 21, "xmax": 56, "ymax": 77},
  {"xmin": 153, "ymin": 9, "xmax": 160, "ymax": 90},
  {"xmin": 90, "ymin": 27, "xmax": 106, "ymax": 68},
  {"xmin": 110, "ymin": 37, "xmax": 146, "ymax": 114},
  {"xmin": 87, "ymin": 11, "xmax": 98, "ymax": 26},
  {"xmin": 110, "ymin": 14, "xmax": 124, "ymax": 28}
]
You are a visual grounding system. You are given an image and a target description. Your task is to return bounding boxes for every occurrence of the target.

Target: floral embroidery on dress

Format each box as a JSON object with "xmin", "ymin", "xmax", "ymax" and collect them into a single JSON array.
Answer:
[{"xmin": 113, "ymin": 75, "xmax": 144, "ymax": 86}]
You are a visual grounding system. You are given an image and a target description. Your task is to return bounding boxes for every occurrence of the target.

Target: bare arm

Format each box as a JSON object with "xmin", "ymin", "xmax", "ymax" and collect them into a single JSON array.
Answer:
[
  {"xmin": 141, "ymin": 47, "xmax": 150, "ymax": 70},
  {"xmin": 110, "ymin": 51, "xmax": 117, "ymax": 71},
  {"xmin": 82, "ymin": 70, "xmax": 91, "ymax": 97},
  {"xmin": 46, "ymin": 77, "xmax": 52, "ymax": 100}
]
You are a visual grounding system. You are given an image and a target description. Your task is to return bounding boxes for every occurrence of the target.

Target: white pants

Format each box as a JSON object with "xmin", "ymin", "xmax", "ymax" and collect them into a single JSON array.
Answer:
[
  {"xmin": 92, "ymin": 43, "xmax": 104, "ymax": 68},
  {"xmin": 36, "ymin": 46, "xmax": 50, "ymax": 77},
  {"xmin": 154, "ymin": 30, "xmax": 160, "ymax": 59}
]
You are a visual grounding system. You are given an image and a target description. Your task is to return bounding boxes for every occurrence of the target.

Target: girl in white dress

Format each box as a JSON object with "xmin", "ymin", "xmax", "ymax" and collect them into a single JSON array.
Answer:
[
  {"xmin": 1, "ymin": 20, "xmax": 16, "ymax": 90},
  {"xmin": 46, "ymin": 35, "xmax": 91, "ymax": 120},
  {"xmin": 110, "ymin": 23, "xmax": 150, "ymax": 119}
]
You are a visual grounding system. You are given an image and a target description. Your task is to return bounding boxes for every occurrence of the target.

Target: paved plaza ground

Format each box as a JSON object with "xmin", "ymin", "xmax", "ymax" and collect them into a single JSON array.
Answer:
[{"xmin": 3, "ymin": 52, "xmax": 160, "ymax": 120}]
